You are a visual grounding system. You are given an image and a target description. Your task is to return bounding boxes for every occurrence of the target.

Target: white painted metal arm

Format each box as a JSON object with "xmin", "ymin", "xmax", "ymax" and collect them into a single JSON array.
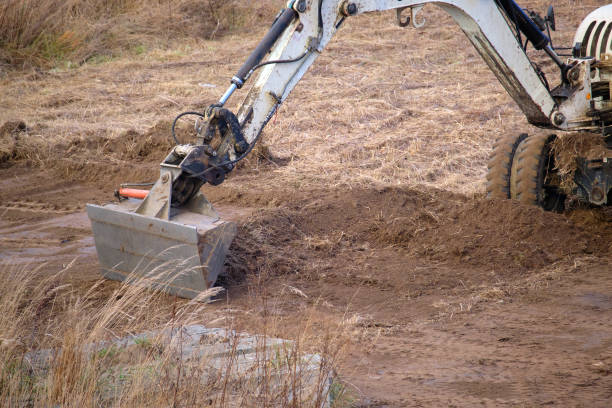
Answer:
[{"xmin": 233, "ymin": 0, "xmax": 562, "ymax": 149}]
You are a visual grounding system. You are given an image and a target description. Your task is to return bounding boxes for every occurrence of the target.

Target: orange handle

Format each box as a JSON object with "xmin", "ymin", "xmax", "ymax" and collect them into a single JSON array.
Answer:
[{"xmin": 118, "ymin": 188, "xmax": 149, "ymax": 199}]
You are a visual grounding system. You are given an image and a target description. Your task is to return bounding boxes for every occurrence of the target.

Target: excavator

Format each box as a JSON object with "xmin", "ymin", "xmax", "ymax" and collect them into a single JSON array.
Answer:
[{"xmin": 87, "ymin": 0, "xmax": 612, "ymax": 299}]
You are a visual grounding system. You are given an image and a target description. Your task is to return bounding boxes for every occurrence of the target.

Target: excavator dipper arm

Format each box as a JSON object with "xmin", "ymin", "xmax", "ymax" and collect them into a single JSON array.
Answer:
[{"xmin": 224, "ymin": 0, "xmax": 570, "ymax": 154}]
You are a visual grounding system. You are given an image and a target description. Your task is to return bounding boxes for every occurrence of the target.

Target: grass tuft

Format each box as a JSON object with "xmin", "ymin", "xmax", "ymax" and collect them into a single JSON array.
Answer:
[
  {"xmin": 0, "ymin": 0, "xmax": 282, "ymax": 68},
  {"xmin": 0, "ymin": 261, "xmax": 345, "ymax": 406}
]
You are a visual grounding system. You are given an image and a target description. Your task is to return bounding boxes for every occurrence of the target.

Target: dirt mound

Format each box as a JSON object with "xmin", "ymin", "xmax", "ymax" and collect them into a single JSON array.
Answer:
[
  {"xmin": 0, "ymin": 118, "xmax": 288, "ymax": 192},
  {"xmin": 399, "ymin": 199, "xmax": 609, "ymax": 273},
  {"xmin": 104, "ymin": 122, "xmax": 174, "ymax": 161},
  {"xmin": 225, "ymin": 186, "xmax": 611, "ymax": 281},
  {"xmin": 226, "ymin": 208, "xmax": 305, "ymax": 282},
  {"xmin": 0, "ymin": 121, "xmax": 177, "ymax": 189},
  {"xmin": 58, "ymin": 126, "xmax": 174, "ymax": 187},
  {"xmin": 64, "ymin": 121, "xmax": 173, "ymax": 162}
]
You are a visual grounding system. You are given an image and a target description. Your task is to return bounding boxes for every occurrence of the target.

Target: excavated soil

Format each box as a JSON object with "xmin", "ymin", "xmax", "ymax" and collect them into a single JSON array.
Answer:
[{"xmin": 1, "ymin": 133, "xmax": 611, "ymax": 405}]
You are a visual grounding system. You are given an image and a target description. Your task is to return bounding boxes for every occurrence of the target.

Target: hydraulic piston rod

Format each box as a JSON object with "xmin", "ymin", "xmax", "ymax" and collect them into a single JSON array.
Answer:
[{"xmin": 218, "ymin": 7, "xmax": 298, "ymax": 106}]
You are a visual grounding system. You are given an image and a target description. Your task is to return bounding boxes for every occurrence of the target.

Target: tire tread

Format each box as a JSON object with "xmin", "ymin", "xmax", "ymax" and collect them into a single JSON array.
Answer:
[{"xmin": 486, "ymin": 133, "xmax": 528, "ymax": 199}]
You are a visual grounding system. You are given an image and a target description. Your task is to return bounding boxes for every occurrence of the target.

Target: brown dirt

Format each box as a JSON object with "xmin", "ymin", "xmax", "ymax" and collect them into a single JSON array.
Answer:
[
  {"xmin": 3, "ymin": 158, "xmax": 610, "ymax": 406},
  {"xmin": 219, "ymin": 186, "xmax": 610, "ymax": 278},
  {"xmin": 1, "ymin": 1, "xmax": 612, "ymax": 406}
]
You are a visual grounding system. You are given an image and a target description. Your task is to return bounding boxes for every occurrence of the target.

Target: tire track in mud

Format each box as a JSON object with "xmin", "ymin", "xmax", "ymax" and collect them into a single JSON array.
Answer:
[
  {"xmin": 0, "ymin": 187, "xmax": 96, "ymax": 267},
  {"xmin": 1, "ymin": 200, "xmax": 83, "ymax": 215}
]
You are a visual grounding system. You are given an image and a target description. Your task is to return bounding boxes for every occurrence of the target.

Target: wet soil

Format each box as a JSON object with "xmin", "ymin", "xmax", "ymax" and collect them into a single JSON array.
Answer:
[{"xmin": 1, "ymin": 136, "xmax": 611, "ymax": 406}]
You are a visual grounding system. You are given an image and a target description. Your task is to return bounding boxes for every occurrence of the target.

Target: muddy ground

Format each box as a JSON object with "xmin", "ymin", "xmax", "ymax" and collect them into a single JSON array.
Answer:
[
  {"xmin": 2, "ymin": 1, "xmax": 612, "ymax": 406},
  {"xmin": 2, "ymin": 158, "xmax": 611, "ymax": 406}
]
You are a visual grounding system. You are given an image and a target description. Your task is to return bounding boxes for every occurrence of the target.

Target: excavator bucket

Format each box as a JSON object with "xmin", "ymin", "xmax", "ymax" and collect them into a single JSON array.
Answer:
[
  {"xmin": 87, "ymin": 202, "xmax": 235, "ymax": 300},
  {"xmin": 86, "ymin": 164, "xmax": 236, "ymax": 300}
]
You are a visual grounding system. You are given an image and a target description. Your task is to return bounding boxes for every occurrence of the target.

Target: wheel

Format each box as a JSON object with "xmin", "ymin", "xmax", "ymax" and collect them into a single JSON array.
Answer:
[
  {"xmin": 486, "ymin": 133, "xmax": 528, "ymax": 199},
  {"xmin": 510, "ymin": 134, "xmax": 566, "ymax": 212}
]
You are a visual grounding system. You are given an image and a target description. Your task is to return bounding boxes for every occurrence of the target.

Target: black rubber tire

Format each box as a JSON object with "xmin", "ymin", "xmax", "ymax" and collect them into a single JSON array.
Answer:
[
  {"xmin": 510, "ymin": 134, "xmax": 566, "ymax": 212},
  {"xmin": 486, "ymin": 133, "xmax": 528, "ymax": 199}
]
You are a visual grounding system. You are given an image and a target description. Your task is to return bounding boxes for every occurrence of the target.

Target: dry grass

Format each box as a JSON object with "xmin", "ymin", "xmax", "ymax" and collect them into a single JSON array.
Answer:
[
  {"xmin": 0, "ymin": 261, "xmax": 347, "ymax": 407},
  {"xmin": 4, "ymin": 1, "xmax": 607, "ymax": 195},
  {"xmin": 3, "ymin": 1, "xmax": 607, "ymax": 194},
  {"xmin": 0, "ymin": 0, "xmax": 281, "ymax": 68},
  {"xmin": 260, "ymin": 0, "xmax": 608, "ymax": 194}
]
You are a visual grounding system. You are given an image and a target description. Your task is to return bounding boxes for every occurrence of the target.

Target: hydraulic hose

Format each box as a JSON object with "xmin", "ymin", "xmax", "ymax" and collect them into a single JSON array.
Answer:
[
  {"xmin": 214, "ymin": 107, "xmax": 248, "ymax": 153},
  {"xmin": 497, "ymin": 0, "xmax": 549, "ymax": 50}
]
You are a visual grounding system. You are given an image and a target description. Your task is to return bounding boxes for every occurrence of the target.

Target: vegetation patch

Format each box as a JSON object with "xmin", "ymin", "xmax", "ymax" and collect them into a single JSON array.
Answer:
[{"xmin": 0, "ymin": 0, "xmax": 281, "ymax": 68}]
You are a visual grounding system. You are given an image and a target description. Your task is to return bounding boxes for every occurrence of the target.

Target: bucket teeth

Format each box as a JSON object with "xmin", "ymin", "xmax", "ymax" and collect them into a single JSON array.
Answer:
[{"xmin": 86, "ymin": 201, "xmax": 236, "ymax": 300}]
